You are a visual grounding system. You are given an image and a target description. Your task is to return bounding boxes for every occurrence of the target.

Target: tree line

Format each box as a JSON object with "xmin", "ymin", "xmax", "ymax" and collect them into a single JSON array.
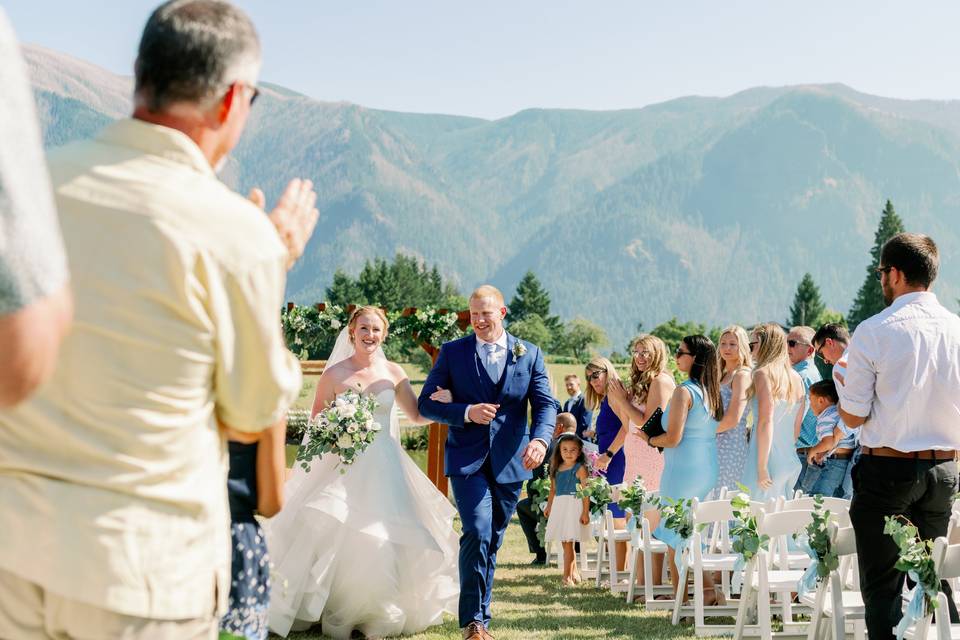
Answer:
[{"xmin": 316, "ymin": 199, "xmax": 920, "ymax": 364}]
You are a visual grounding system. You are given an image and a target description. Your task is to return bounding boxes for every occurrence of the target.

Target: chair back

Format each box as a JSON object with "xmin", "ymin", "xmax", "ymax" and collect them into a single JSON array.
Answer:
[
  {"xmin": 933, "ymin": 536, "xmax": 960, "ymax": 581},
  {"xmin": 692, "ymin": 498, "xmax": 735, "ymax": 525}
]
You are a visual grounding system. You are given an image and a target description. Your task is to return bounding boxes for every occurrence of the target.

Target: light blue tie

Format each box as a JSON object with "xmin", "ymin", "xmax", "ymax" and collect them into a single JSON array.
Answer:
[{"xmin": 483, "ymin": 343, "xmax": 499, "ymax": 382}]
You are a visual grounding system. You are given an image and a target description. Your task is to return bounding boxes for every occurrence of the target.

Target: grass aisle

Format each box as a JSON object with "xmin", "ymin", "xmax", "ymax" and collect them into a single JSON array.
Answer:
[{"xmin": 281, "ymin": 514, "xmax": 723, "ymax": 640}]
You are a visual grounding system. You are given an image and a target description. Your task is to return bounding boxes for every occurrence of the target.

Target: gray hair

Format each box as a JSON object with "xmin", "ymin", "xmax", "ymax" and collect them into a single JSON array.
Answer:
[{"xmin": 134, "ymin": 0, "xmax": 261, "ymax": 112}]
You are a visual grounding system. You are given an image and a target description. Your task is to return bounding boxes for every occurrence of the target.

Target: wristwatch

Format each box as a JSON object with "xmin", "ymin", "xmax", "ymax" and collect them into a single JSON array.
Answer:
[{"xmin": 603, "ymin": 449, "xmax": 614, "ymax": 458}]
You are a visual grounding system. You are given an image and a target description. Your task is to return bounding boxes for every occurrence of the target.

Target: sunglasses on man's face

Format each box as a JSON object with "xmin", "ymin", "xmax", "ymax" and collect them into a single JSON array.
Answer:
[
  {"xmin": 787, "ymin": 339, "xmax": 809, "ymax": 348},
  {"xmin": 874, "ymin": 265, "xmax": 893, "ymax": 280}
]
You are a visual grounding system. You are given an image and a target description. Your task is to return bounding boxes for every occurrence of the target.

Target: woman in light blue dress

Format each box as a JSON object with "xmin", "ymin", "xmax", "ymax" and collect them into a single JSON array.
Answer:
[
  {"xmin": 740, "ymin": 323, "xmax": 806, "ymax": 502},
  {"xmin": 713, "ymin": 325, "xmax": 753, "ymax": 497},
  {"xmin": 642, "ymin": 335, "xmax": 724, "ymax": 605}
]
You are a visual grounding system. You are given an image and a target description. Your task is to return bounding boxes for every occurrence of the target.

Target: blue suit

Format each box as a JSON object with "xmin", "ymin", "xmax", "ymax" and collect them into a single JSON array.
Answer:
[
  {"xmin": 563, "ymin": 393, "xmax": 594, "ymax": 441},
  {"xmin": 418, "ymin": 332, "xmax": 557, "ymax": 628}
]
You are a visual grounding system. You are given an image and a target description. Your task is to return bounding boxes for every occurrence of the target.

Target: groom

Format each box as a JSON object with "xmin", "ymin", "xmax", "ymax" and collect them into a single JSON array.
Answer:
[{"xmin": 419, "ymin": 285, "xmax": 558, "ymax": 640}]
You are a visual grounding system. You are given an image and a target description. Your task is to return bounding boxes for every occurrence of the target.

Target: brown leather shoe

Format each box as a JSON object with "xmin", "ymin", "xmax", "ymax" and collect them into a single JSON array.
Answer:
[
  {"xmin": 481, "ymin": 627, "xmax": 495, "ymax": 640},
  {"xmin": 461, "ymin": 621, "xmax": 485, "ymax": 640}
]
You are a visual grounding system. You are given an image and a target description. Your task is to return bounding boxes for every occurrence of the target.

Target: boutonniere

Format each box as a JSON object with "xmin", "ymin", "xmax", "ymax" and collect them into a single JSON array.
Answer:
[{"xmin": 511, "ymin": 341, "xmax": 527, "ymax": 363}]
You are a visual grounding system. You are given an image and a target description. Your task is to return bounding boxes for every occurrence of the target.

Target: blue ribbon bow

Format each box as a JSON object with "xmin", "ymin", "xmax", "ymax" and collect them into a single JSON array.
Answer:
[
  {"xmin": 895, "ymin": 571, "xmax": 928, "ymax": 640},
  {"xmin": 795, "ymin": 535, "xmax": 820, "ymax": 598}
]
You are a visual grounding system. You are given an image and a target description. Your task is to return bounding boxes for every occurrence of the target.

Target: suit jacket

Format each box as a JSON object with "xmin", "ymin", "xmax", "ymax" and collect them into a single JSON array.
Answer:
[
  {"xmin": 562, "ymin": 393, "xmax": 594, "ymax": 440},
  {"xmin": 418, "ymin": 332, "xmax": 558, "ymax": 484}
]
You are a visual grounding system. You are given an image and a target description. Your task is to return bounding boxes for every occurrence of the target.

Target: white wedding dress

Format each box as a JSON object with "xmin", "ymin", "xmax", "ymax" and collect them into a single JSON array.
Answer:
[{"xmin": 265, "ymin": 387, "xmax": 459, "ymax": 638}]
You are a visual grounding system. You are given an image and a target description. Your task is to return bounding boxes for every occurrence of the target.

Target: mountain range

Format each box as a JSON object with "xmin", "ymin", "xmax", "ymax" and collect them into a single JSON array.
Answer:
[{"xmin": 25, "ymin": 44, "xmax": 960, "ymax": 348}]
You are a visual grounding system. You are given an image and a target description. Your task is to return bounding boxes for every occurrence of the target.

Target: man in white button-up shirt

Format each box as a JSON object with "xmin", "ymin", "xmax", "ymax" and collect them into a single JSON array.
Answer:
[{"xmin": 838, "ymin": 233, "xmax": 960, "ymax": 640}]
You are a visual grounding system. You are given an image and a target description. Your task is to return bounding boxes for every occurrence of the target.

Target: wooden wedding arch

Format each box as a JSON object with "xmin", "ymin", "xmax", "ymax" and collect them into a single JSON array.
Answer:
[{"xmin": 287, "ymin": 302, "xmax": 470, "ymax": 495}]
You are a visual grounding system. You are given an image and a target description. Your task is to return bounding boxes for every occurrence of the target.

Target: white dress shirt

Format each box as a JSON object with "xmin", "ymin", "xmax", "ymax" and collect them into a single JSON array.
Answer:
[{"xmin": 838, "ymin": 291, "xmax": 960, "ymax": 451}]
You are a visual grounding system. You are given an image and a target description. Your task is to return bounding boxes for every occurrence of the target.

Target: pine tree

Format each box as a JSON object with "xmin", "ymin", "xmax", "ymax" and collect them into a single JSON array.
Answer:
[
  {"xmin": 847, "ymin": 200, "xmax": 906, "ymax": 329},
  {"xmin": 787, "ymin": 273, "xmax": 827, "ymax": 328},
  {"xmin": 508, "ymin": 271, "xmax": 552, "ymax": 322}
]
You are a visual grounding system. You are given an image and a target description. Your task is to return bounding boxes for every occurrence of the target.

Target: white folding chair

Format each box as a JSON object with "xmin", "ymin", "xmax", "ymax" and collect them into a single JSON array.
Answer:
[
  {"xmin": 625, "ymin": 492, "xmax": 673, "ymax": 607},
  {"xmin": 733, "ymin": 509, "xmax": 815, "ymax": 640},
  {"xmin": 599, "ymin": 508, "xmax": 633, "ymax": 593},
  {"xmin": 803, "ymin": 523, "xmax": 864, "ymax": 640},
  {"xmin": 671, "ymin": 497, "xmax": 750, "ymax": 635}
]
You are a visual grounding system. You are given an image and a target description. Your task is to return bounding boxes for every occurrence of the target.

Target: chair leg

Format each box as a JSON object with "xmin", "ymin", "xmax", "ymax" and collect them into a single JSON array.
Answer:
[
  {"xmin": 733, "ymin": 584, "xmax": 752, "ymax": 640},
  {"xmin": 694, "ymin": 566, "xmax": 705, "ymax": 631},
  {"xmin": 643, "ymin": 546, "xmax": 654, "ymax": 605},
  {"xmin": 626, "ymin": 547, "xmax": 639, "ymax": 604},
  {"xmin": 595, "ymin": 529, "xmax": 606, "ymax": 588},
  {"xmin": 672, "ymin": 561, "xmax": 689, "ymax": 626}
]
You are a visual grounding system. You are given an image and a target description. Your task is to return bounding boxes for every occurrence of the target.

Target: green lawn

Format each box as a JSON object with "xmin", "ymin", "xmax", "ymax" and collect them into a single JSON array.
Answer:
[
  {"xmin": 277, "ymin": 441, "xmax": 722, "ymax": 640},
  {"xmin": 279, "ymin": 510, "xmax": 720, "ymax": 640}
]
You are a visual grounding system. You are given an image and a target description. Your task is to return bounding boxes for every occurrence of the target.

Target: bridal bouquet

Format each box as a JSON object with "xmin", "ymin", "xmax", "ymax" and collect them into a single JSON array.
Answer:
[{"xmin": 296, "ymin": 388, "xmax": 382, "ymax": 473}]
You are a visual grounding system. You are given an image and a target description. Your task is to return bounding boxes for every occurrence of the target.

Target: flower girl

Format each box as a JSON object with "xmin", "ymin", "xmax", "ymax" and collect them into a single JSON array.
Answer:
[{"xmin": 543, "ymin": 433, "xmax": 591, "ymax": 585}]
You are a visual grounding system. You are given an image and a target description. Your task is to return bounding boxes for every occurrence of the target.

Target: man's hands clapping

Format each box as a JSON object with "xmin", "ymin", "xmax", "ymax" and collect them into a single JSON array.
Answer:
[{"xmin": 249, "ymin": 178, "xmax": 319, "ymax": 270}]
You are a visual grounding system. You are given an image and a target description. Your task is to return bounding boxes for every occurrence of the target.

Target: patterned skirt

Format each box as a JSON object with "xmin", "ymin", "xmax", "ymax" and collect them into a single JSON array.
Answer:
[{"xmin": 220, "ymin": 521, "xmax": 271, "ymax": 640}]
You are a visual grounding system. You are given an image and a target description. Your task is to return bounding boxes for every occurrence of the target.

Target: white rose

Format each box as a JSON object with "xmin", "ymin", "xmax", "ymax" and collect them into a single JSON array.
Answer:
[
  {"xmin": 370, "ymin": 421, "xmax": 382, "ymax": 432},
  {"xmin": 347, "ymin": 424, "xmax": 357, "ymax": 433},
  {"xmin": 339, "ymin": 404, "xmax": 357, "ymax": 419},
  {"xmin": 334, "ymin": 397, "xmax": 348, "ymax": 408},
  {"xmin": 330, "ymin": 318, "xmax": 342, "ymax": 330},
  {"xmin": 336, "ymin": 434, "xmax": 353, "ymax": 449},
  {"xmin": 364, "ymin": 418, "xmax": 374, "ymax": 431}
]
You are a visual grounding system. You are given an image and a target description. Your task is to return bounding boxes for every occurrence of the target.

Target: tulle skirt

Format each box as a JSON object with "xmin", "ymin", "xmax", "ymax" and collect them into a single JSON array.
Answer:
[
  {"xmin": 544, "ymin": 496, "xmax": 591, "ymax": 543},
  {"xmin": 264, "ymin": 434, "xmax": 459, "ymax": 639}
]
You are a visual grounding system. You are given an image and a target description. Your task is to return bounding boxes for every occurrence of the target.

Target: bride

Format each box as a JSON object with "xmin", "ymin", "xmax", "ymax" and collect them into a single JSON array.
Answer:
[{"xmin": 266, "ymin": 306, "xmax": 459, "ymax": 639}]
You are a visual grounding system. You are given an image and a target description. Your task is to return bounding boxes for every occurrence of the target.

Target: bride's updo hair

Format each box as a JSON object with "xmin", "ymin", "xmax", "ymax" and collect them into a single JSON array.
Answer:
[{"xmin": 348, "ymin": 306, "xmax": 390, "ymax": 340}]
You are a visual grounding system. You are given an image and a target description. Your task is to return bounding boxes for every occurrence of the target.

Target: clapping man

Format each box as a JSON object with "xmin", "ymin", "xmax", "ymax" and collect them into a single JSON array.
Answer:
[
  {"xmin": 837, "ymin": 233, "xmax": 960, "ymax": 640},
  {"xmin": 0, "ymin": 2, "xmax": 316, "ymax": 637}
]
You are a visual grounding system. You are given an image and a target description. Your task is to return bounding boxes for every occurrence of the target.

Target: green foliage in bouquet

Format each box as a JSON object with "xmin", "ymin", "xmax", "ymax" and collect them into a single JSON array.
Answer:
[
  {"xmin": 296, "ymin": 387, "xmax": 382, "ymax": 473},
  {"xmin": 659, "ymin": 497, "xmax": 696, "ymax": 540},
  {"xmin": 576, "ymin": 475, "xmax": 613, "ymax": 517},
  {"xmin": 528, "ymin": 465, "xmax": 552, "ymax": 545},
  {"xmin": 618, "ymin": 476, "xmax": 658, "ymax": 517},
  {"xmin": 795, "ymin": 494, "xmax": 839, "ymax": 581},
  {"xmin": 730, "ymin": 485, "xmax": 769, "ymax": 564},
  {"xmin": 884, "ymin": 515, "xmax": 940, "ymax": 612}
]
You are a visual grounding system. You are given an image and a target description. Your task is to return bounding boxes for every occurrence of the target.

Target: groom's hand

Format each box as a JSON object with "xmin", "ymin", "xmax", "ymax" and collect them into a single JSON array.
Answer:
[
  {"xmin": 522, "ymin": 439, "xmax": 547, "ymax": 470},
  {"xmin": 467, "ymin": 403, "xmax": 500, "ymax": 424}
]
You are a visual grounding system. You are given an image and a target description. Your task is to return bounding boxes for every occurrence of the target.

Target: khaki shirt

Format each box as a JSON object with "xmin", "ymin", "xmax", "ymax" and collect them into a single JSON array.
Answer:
[{"xmin": 0, "ymin": 119, "xmax": 302, "ymax": 619}]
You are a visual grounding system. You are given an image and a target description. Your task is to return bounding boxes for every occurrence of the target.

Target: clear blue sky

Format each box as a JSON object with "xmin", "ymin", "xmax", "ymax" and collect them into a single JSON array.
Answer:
[{"xmin": 6, "ymin": 0, "xmax": 960, "ymax": 119}]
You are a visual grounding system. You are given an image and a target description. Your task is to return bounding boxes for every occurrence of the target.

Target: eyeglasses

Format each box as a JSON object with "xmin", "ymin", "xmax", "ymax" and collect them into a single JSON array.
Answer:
[
  {"xmin": 675, "ymin": 348, "xmax": 693, "ymax": 358},
  {"xmin": 231, "ymin": 81, "xmax": 260, "ymax": 106},
  {"xmin": 587, "ymin": 370, "xmax": 605, "ymax": 381},
  {"xmin": 633, "ymin": 350, "xmax": 652, "ymax": 359},
  {"xmin": 874, "ymin": 266, "xmax": 893, "ymax": 280},
  {"xmin": 787, "ymin": 339, "xmax": 809, "ymax": 348}
]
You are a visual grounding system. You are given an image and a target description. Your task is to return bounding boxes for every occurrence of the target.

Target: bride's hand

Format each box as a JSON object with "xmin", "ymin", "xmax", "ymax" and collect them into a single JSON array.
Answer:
[{"xmin": 429, "ymin": 386, "xmax": 453, "ymax": 403}]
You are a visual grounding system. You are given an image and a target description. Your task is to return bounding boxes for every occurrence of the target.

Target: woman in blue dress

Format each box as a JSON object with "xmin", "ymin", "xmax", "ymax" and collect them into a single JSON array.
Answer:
[
  {"xmin": 586, "ymin": 356, "xmax": 630, "ymax": 574},
  {"xmin": 641, "ymin": 335, "xmax": 725, "ymax": 605},
  {"xmin": 740, "ymin": 323, "xmax": 806, "ymax": 501}
]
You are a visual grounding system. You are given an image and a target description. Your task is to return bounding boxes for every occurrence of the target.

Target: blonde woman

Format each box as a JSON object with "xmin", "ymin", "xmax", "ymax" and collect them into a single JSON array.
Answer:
[
  {"xmin": 712, "ymin": 326, "xmax": 753, "ymax": 496},
  {"xmin": 740, "ymin": 323, "xmax": 806, "ymax": 501},
  {"xmin": 605, "ymin": 335, "xmax": 673, "ymax": 490},
  {"xmin": 586, "ymin": 356, "xmax": 630, "ymax": 571}
]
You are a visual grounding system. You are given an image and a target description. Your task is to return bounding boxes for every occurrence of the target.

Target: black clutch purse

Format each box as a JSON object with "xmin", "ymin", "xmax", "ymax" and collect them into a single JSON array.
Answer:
[{"xmin": 640, "ymin": 407, "xmax": 665, "ymax": 452}]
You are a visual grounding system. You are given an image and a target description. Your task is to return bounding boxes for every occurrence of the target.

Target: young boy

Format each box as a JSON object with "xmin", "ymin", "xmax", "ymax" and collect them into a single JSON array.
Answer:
[{"xmin": 805, "ymin": 379, "xmax": 858, "ymax": 498}]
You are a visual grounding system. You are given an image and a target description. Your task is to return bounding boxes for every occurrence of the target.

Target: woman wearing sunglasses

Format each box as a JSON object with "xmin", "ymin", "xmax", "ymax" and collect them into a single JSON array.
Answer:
[
  {"xmin": 641, "ymin": 335, "xmax": 725, "ymax": 605},
  {"xmin": 585, "ymin": 356, "xmax": 630, "ymax": 573}
]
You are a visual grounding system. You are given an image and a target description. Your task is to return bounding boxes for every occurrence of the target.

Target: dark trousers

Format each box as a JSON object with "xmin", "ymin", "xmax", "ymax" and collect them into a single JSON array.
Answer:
[
  {"xmin": 450, "ymin": 461, "xmax": 523, "ymax": 628},
  {"xmin": 850, "ymin": 454, "xmax": 960, "ymax": 640},
  {"xmin": 516, "ymin": 496, "xmax": 546, "ymax": 558}
]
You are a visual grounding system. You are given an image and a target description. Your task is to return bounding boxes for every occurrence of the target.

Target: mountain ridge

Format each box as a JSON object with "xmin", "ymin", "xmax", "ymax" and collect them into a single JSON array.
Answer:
[{"xmin": 25, "ymin": 45, "xmax": 960, "ymax": 347}]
